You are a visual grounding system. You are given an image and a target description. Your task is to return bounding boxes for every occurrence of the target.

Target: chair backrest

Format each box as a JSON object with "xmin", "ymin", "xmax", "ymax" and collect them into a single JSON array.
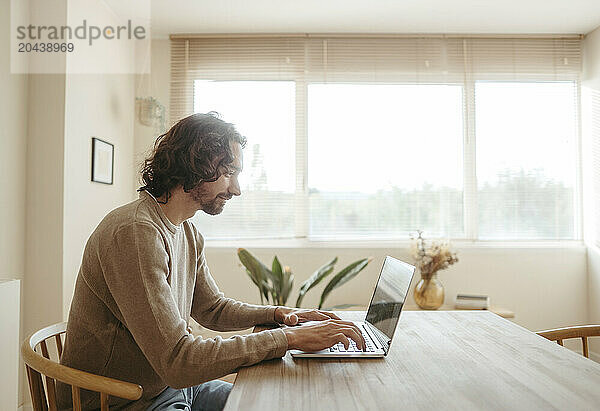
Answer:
[
  {"xmin": 536, "ymin": 325, "xmax": 600, "ymax": 358},
  {"xmin": 21, "ymin": 322, "xmax": 143, "ymax": 411}
]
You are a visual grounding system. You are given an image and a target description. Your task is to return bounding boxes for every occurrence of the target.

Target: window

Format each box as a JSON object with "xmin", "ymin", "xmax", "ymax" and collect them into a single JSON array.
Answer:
[
  {"xmin": 192, "ymin": 80, "xmax": 296, "ymax": 239},
  {"xmin": 476, "ymin": 82, "xmax": 578, "ymax": 239},
  {"xmin": 308, "ymin": 83, "xmax": 464, "ymax": 239},
  {"xmin": 172, "ymin": 35, "xmax": 582, "ymax": 241}
]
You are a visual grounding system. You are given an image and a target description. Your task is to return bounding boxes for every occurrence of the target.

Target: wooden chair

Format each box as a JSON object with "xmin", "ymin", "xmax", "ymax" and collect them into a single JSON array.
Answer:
[
  {"xmin": 22, "ymin": 322, "xmax": 143, "ymax": 411},
  {"xmin": 536, "ymin": 325, "xmax": 600, "ymax": 358}
]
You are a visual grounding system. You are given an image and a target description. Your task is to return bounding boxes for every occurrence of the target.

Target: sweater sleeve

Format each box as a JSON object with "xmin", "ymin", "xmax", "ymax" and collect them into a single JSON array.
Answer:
[
  {"xmin": 191, "ymin": 249, "xmax": 280, "ymax": 331},
  {"xmin": 100, "ymin": 222, "xmax": 288, "ymax": 389}
]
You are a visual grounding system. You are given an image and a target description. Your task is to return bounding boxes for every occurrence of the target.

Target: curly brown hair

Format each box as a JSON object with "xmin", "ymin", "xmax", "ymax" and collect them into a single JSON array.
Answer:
[{"xmin": 138, "ymin": 112, "xmax": 247, "ymax": 203}]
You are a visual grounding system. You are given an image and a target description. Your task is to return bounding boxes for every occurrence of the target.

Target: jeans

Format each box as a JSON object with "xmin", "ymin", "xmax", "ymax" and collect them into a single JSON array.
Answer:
[{"xmin": 147, "ymin": 380, "xmax": 233, "ymax": 411}]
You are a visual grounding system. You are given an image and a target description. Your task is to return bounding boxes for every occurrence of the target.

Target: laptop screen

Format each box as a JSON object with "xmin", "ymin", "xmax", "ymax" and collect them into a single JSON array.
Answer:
[{"xmin": 365, "ymin": 256, "xmax": 415, "ymax": 341}]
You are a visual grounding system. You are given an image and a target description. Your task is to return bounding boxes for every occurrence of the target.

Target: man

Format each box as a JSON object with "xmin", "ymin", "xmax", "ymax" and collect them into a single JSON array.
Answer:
[{"xmin": 58, "ymin": 112, "xmax": 365, "ymax": 410}]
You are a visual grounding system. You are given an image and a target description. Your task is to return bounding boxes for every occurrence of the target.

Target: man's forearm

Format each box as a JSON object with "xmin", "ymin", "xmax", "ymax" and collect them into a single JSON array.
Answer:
[{"xmin": 192, "ymin": 296, "xmax": 279, "ymax": 331}]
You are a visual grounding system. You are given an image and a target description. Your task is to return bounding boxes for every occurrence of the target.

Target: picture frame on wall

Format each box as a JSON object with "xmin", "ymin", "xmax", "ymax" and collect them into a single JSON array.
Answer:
[{"xmin": 91, "ymin": 137, "xmax": 114, "ymax": 185}]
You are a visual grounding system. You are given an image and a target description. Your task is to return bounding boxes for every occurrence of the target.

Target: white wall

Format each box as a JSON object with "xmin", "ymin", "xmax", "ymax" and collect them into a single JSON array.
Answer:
[
  {"xmin": 583, "ymin": 24, "xmax": 600, "ymax": 361},
  {"xmin": 0, "ymin": 1, "xmax": 29, "ymax": 401},
  {"xmin": 0, "ymin": 280, "xmax": 20, "ymax": 411},
  {"xmin": 0, "ymin": 0, "xmax": 28, "ymax": 284},
  {"xmin": 133, "ymin": 38, "xmax": 171, "ymax": 192},
  {"xmin": 202, "ymin": 245, "xmax": 588, "ymax": 332},
  {"xmin": 21, "ymin": 67, "xmax": 137, "ymax": 411},
  {"xmin": 17, "ymin": 73, "xmax": 137, "ymax": 409},
  {"xmin": 23, "ymin": 23, "xmax": 68, "ymax": 411},
  {"xmin": 60, "ymin": 0, "xmax": 140, "ymax": 316},
  {"xmin": 25, "ymin": 71, "xmax": 67, "ymax": 336},
  {"xmin": 62, "ymin": 73, "xmax": 137, "ymax": 317},
  {"xmin": 2, "ymin": 1, "xmax": 139, "ymax": 405},
  {"xmin": 2, "ymin": 1, "xmax": 70, "ymax": 405}
]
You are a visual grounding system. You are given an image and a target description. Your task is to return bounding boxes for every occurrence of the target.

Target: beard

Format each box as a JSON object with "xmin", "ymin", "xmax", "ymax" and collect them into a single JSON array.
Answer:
[{"xmin": 189, "ymin": 184, "xmax": 231, "ymax": 215}]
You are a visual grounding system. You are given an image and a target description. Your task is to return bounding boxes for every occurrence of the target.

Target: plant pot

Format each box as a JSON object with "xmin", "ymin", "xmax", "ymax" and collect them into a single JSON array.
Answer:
[{"xmin": 413, "ymin": 273, "xmax": 444, "ymax": 310}]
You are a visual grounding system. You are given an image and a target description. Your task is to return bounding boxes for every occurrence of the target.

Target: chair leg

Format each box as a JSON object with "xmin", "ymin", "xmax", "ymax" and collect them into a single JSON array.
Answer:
[
  {"xmin": 72, "ymin": 386, "xmax": 82, "ymax": 411},
  {"xmin": 582, "ymin": 337, "xmax": 589, "ymax": 358},
  {"xmin": 100, "ymin": 393, "xmax": 109, "ymax": 411},
  {"xmin": 27, "ymin": 366, "xmax": 48, "ymax": 411}
]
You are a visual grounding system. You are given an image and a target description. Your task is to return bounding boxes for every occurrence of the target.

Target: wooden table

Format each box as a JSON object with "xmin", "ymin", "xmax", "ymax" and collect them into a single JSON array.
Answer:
[{"xmin": 224, "ymin": 311, "xmax": 600, "ymax": 410}]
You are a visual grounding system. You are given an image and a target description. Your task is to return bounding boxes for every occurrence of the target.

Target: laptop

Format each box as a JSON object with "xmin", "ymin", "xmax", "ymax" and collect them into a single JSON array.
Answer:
[{"xmin": 290, "ymin": 256, "xmax": 415, "ymax": 358}]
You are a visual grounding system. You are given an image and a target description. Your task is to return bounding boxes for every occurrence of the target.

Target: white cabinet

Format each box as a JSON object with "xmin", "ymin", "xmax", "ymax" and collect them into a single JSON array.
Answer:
[{"xmin": 0, "ymin": 280, "xmax": 20, "ymax": 411}]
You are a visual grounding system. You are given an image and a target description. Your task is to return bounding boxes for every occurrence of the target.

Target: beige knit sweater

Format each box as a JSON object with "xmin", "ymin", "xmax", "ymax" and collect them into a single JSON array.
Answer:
[{"xmin": 57, "ymin": 190, "xmax": 288, "ymax": 410}]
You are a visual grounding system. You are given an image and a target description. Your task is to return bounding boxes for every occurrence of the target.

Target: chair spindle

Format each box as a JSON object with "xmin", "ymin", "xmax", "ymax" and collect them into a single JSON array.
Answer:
[
  {"xmin": 100, "ymin": 392, "xmax": 109, "ymax": 411},
  {"xmin": 72, "ymin": 386, "xmax": 82, "ymax": 411},
  {"xmin": 55, "ymin": 334, "xmax": 63, "ymax": 359}
]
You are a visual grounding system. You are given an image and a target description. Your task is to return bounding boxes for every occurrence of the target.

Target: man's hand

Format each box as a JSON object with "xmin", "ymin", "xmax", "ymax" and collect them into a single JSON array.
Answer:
[
  {"xmin": 274, "ymin": 307, "xmax": 341, "ymax": 326},
  {"xmin": 282, "ymin": 319, "xmax": 367, "ymax": 352}
]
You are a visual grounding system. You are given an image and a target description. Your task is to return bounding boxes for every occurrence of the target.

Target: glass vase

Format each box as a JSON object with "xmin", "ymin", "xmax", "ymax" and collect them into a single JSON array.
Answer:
[{"xmin": 413, "ymin": 273, "xmax": 444, "ymax": 310}]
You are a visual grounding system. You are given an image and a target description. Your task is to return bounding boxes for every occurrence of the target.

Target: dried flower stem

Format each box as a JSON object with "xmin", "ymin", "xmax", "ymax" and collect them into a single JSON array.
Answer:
[{"xmin": 410, "ymin": 231, "xmax": 458, "ymax": 280}]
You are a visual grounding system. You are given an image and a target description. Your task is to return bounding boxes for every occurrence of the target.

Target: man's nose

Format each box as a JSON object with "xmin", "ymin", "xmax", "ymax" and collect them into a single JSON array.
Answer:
[{"xmin": 229, "ymin": 176, "xmax": 241, "ymax": 196}]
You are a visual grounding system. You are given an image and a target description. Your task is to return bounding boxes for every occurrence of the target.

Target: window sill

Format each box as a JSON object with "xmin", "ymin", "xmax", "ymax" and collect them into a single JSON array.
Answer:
[{"xmin": 203, "ymin": 238, "xmax": 585, "ymax": 250}]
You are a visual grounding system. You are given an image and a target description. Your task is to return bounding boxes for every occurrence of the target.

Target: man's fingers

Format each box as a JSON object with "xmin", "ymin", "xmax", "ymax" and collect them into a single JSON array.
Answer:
[
  {"xmin": 310, "ymin": 310, "xmax": 330, "ymax": 320},
  {"xmin": 331, "ymin": 326, "xmax": 365, "ymax": 351},
  {"xmin": 343, "ymin": 327, "xmax": 366, "ymax": 351},
  {"xmin": 327, "ymin": 319, "xmax": 360, "ymax": 328},
  {"xmin": 322, "ymin": 311, "xmax": 341, "ymax": 320},
  {"xmin": 349, "ymin": 324, "xmax": 366, "ymax": 351},
  {"xmin": 321, "ymin": 319, "xmax": 366, "ymax": 349},
  {"xmin": 294, "ymin": 309, "xmax": 330, "ymax": 323},
  {"xmin": 287, "ymin": 320, "xmax": 367, "ymax": 351},
  {"xmin": 296, "ymin": 319, "xmax": 366, "ymax": 350},
  {"xmin": 334, "ymin": 333, "xmax": 350, "ymax": 349}
]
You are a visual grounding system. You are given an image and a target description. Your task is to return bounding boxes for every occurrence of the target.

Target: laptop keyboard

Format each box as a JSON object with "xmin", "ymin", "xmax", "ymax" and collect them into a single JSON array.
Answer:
[{"xmin": 329, "ymin": 327, "xmax": 376, "ymax": 353}]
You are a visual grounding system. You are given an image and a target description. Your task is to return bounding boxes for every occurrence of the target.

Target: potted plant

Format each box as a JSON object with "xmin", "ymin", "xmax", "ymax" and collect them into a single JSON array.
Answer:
[
  {"xmin": 410, "ymin": 231, "xmax": 458, "ymax": 310},
  {"xmin": 237, "ymin": 248, "xmax": 372, "ymax": 309}
]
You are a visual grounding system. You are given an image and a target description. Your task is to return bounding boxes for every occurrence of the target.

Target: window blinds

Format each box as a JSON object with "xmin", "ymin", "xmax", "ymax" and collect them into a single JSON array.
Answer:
[
  {"xmin": 170, "ymin": 36, "xmax": 306, "ymax": 125},
  {"xmin": 171, "ymin": 35, "xmax": 581, "ymax": 125}
]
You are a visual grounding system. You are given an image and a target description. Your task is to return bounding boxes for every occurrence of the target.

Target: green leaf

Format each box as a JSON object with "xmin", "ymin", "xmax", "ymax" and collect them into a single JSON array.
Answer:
[
  {"xmin": 245, "ymin": 268, "xmax": 270, "ymax": 303},
  {"xmin": 238, "ymin": 248, "xmax": 273, "ymax": 304},
  {"xmin": 244, "ymin": 269, "xmax": 266, "ymax": 304},
  {"xmin": 271, "ymin": 256, "xmax": 284, "ymax": 299},
  {"xmin": 247, "ymin": 268, "xmax": 271, "ymax": 303},
  {"xmin": 244, "ymin": 268, "xmax": 260, "ymax": 287},
  {"xmin": 295, "ymin": 257, "xmax": 338, "ymax": 308},
  {"xmin": 319, "ymin": 258, "xmax": 372, "ymax": 309},
  {"xmin": 281, "ymin": 268, "xmax": 294, "ymax": 305}
]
